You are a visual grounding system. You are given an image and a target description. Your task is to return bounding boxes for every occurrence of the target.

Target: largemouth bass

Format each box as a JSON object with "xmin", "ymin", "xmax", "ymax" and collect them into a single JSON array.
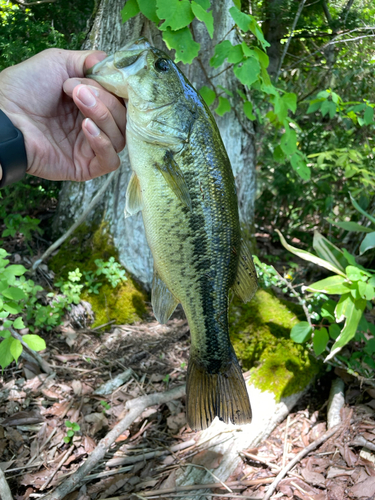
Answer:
[{"xmin": 86, "ymin": 38, "xmax": 258, "ymax": 430}]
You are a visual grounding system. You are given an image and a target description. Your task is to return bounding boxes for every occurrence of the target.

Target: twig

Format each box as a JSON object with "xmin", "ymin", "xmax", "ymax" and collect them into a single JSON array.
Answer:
[
  {"xmin": 0, "ymin": 468, "xmax": 13, "ymax": 500},
  {"xmin": 262, "ymin": 423, "xmax": 341, "ymax": 500},
  {"xmin": 11, "ymin": 327, "xmax": 52, "ymax": 374},
  {"xmin": 32, "ymin": 170, "xmax": 118, "ymax": 270},
  {"xmin": 275, "ymin": 0, "xmax": 307, "ymax": 82},
  {"xmin": 42, "ymin": 385, "xmax": 186, "ymax": 500},
  {"xmin": 327, "ymin": 378, "xmax": 345, "ymax": 429},
  {"xmin": 282, "ymin": 415, "xmax": 290, "ymax": 467},
  {"xmin": 40, "ymin": 445, "xmax": 75, "ymax": 490}
]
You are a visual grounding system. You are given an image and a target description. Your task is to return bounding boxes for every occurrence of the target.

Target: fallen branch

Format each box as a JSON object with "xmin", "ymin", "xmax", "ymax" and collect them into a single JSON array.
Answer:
[
  {"xmin": 351, "ymin": 435, "xmax": 375, "ymax": 452},
  {"xmin": 32, "ymin": 170, "xmax": 118, "ymax": 271},
  {"xmin": 11, "ymin": 327, "xmax": 53, "ymax": 374},
  {"xmin": 327, "ymin": 377, "xmax": 345, "ymax": 429},
  {"xmin": 42, "ymin": 385, "xmax": 186, "ymax": 500},
  {"xmin": 262, "ymin": 423, "xmax": 341, "ymax": 500},
  {"xmin": 0, "ymin": 468, "xmax": 13, "ymax": 500}
]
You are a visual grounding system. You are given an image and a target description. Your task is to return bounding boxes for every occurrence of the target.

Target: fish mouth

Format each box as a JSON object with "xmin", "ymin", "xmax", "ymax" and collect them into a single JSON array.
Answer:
[{"xmin": 85, "ymin": 37, "xmax": 150, "ymax": 98}]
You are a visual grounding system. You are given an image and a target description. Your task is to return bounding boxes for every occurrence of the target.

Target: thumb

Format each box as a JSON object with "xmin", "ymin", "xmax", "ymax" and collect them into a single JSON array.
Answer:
[{"xmin": 64, "ymin": 50, "xmax": 108, "ymax": 78}]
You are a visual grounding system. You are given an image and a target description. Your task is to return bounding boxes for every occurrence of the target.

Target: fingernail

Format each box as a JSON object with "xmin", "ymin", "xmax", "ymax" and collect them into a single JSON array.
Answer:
[
  {"xmin": 77, "ymin": 86, "xmax": 96, "ymax": 107},
  {"xmin": 87, "ymin": 85, "xmax": 100, "ymax": 97},
  {"xmin": 84, "ymin": 118, "xmax": 100, "ymax": 137}
]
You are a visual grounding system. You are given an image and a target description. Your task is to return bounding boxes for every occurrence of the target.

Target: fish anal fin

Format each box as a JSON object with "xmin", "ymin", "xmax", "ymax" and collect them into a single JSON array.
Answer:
[
  {"xmin": 152, "ymin": 269, "xmax": 179, "ymax": 324},
  {"xmin": 125, "ymin": 172, "xmax": 144, "ymax": 218},
  {"xmin": 186, "ymin": 354, "xmax": 252, "ymax": 431},
  {"xmin": 155, "ymin": 151, "xmax": 192, "ymax": 210},
  {"xmin": 232, "ymin": 239, "xmax": 258, "ymax": 303}
]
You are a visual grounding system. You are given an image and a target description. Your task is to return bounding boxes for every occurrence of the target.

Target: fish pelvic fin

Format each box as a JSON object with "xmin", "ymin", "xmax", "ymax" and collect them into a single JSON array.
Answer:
[
  {"xmin": 125, "ymin": 172, "xmax": 144, "ymax": 218},
  {"xmin": 152, "ymin": 267, "xmax": 179, "ymax": 324},
  {"xmin": 186, "ymin": 354, "xmax": 252, "ymax": 431}
]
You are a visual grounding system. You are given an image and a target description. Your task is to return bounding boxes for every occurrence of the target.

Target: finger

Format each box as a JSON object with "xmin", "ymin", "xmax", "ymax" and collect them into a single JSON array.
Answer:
[
  {"xmin": 81, "ymin": 118, "xmax": 121, "ymax": 179},
  {"xmin": 73, "ymin": 85, "xmax": 125, "ymax": 154},
  {"xmin": 63, "ymin": 79, "xmax": 126, "ymax": 133},
  {"xmin": 64, "ymin": 50, "xmax": 107, "ymax": 78}
]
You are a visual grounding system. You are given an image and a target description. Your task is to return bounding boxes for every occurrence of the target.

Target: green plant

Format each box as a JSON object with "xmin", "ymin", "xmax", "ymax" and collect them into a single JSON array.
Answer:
[
  {"xmin": 100, "ymin": 400, "xmax": 111, "ymax": 413},
  {"xmin": 83, "ymin": 257, "xmax": 127, "ymax": 293},
  {"xmin": 1, "ymin": 214, "xmax": 43, "ymax": 242},
  {"xmin": 64, "ymin": 420, "xmax": 80, "ymax": 444},
  {"xmin": 277, "ymin": 223, "xmax": 375, "ymax": 379}
]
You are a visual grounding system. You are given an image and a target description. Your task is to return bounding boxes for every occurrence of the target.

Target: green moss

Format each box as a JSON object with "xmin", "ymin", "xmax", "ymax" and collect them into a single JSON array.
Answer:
[
  {"xmin": 230, "ymin": 289, "xmax": 320, "ymax": 401},
  {"xmin": 49, "ymin": 221, "xmax": 148, "ymax": 326}
]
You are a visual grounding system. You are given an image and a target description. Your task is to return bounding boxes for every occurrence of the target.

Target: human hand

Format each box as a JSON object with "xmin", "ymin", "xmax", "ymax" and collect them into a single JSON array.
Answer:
[{"xmin": 0, "ymin": 48, "xmax": 126, "ymax": 182}]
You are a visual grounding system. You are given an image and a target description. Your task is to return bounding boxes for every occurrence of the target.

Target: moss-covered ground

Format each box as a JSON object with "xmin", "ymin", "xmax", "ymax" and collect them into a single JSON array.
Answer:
[
  {"xmin": 49, "ymin": 222, "xmax": 148, "ymax": 327},
  {"xmin": 230, "ymin": 289, "xmax": 321, "ymax": 401}
]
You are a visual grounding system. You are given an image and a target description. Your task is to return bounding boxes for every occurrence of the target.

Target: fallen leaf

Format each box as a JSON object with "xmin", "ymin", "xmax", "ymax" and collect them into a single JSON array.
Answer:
[
  {"xmin": 43, "ymin": 401, "xmax": 71, "ymax": 417},
  {"xmin": 301, "ymin": 467, "xmax": 326, "ymax": 485},
  {"xmin": 309, "ymin": 422, "xmax": 326, "ymax": 442},
  {"xmin": 83, "ymin": 435, "xmax": 96, "ymax": 453},
  {"xmin": 84, "ymin": 413, "xmax": 108, "ymax": 435},
  {"xmin": 350, "ymin": 475, "xmax": 375, "ymax": 498},
  {"xmin": 192, "ymin": 450, "xmax": 223, "ymax": 469},
  {"xmin": 72, "ymin": 380, "xmax": 82, "ymax": 396},
  {"xmin": 167, "ymin": 412, "xmax": 186, "ymax": 433},
  {"xmin": 326, "ymin": 466, "xmax": 355, "ymax": 478},
  {"xmin": 41, "ymin": 388, "xmax": 60, "ymax": 400},
  {"xmin": 1, "ymin": 411, "xmax": 44, "ymax": 427}
]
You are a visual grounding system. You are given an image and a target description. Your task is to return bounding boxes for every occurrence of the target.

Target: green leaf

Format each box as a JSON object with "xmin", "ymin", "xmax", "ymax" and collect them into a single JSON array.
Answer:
[
  {"xmin": 13, "ymin": 316, "xmax": 25, "ymax": 329},
  {"xmin": 283, "ymin": 93, "xmax": 297, "ymax": 113},
  {"xmin": 350, "ymin": 194, "xmax": 375, "ymax": 225},
  {"xmin": 199, "ymin": 86, "xmax": 216, "ymax": 106},
  {"xmin": 360, "ymin": 232, "xmax": 375, "ymax": 255},
  {"xmin": 306, "ymin": 276, "xmax": 350, "ymax": 295},
  {"xmin": 121, "ymin": 0, "xmax": 140, "ymax": 23},
  {"xmin": 22, "ymin": 334, "xmax": 46, "ymax": 351},
  {"xmin": 358, "ymin": 281, "xmax": 375, "ymax": 300},
  {"xmin": 243, "ymin": 101, "xmax": 256, "ymax": 120},
  {"xmin": 3, "ymin": 302, "xmax": 22, "ymax": 314},
  {"xmin": 313, "ymin": 328, "xmax": 329, "ymax": 356},
  {"xmin": 313, "ymin": 231, "xmax": 349, "ymax": 273},
  {"xmin": 210, "ymin": 41, "xmax": 243, "ymax": 67},
  {"xmin": 273, "ymin": 145, "xmax": 285, "ymax": 162},
  {"xmin": 233, "ymin": 57, "xmax": 260, "ymax": 87},
  {"xmin": 252, "ymin": 47, "xmax": 269, "ymax": 69},
  {"xmin": 364, "ymin": 106, "xmax": 374, "ymax": 125},
  {"xmin": 2, "ymin": 287, "xmax": 26, "ymax": 301},
  {"xmin": 329, "ymin": 324, "xmax": 341, "ymax": 340},
  {"xmin": 307, "ymin": 100, "xmax": 323, "ymax": 114},
  {"xmin": 290, "ymin": 321, "xmax": 312, "ymax": 343},
  {"xmin": 215, "ymin": 96, "xmax": 231, "ymax": 116},
  {"xmin": 346, "ymin": 265, "xmax": 369, "ymax": 282},
  {"xmin": 326, "ymin": 219, "xmax": 373, "ymax": 233},
  {"xmin": 276, "ymin": 230, "xmax": 346, "ymax": 277},
  {"xmin": 138, "ymin": 0, "xmax": 159, "ymax": 23},
  {"xmin": 364, "ymin": 338, "xmax": 375, "ymax": 355},
  {"xmin": 280, "ymin": 128, "xmax": 297, "ymax": 155},
  {"xmin": 191, "ymin": 1, "xmax": 213, "ymax": 38},
  {"xmin": 321, "ymin": 300, "xmax": 336, "ymax": 322},
  {"xmin": 158, "ymin": 0, "xmax": 194, "ymax": 31},
  {"xmin": 0, "ymin": 337, "xmax": 14, "ymax": 369},
  {"xmin": 5, "ymin": 265, "xmax": 26, "ymax": 277},
  {"xmin": 162, "ymin": 27, "xmax": 200, "ymax": 64},
  {"xmin": 229, "ymin": 5, "xmax": 251, "ymax": 32},
  {"xmin": 290, "ymin": 153, "xmax": 310, "ymax": 180},
  {"xmin": 326, "ymin": 297, "xmax": 366, "ymax": 361},
  {"xmin": 10, "ymin": 338, "xmax": 22, "ymax": 363},
  {"xmin": 193, "ymin": 0, "xmax": 210, "ymax": 8}
]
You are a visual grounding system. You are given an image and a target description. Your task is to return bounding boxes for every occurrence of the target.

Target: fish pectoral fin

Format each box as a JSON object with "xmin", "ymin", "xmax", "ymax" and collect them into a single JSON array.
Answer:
[
  {"xmin": 155, "ymin": 152, "xmax": 192, "ymax": 210},
  {"xmin": 152, "ymin": 269, "xmax": 179, "ymax": 324},
  {"xmin": 186, "ymin": 354, "xmax": 252, "ymax": 431},
  {"xmin": 232, "ymin": 238, "xmax": 258, "ymax": 303},
  {"xmin": 125, "ymin": 172, "xmax": 144, "ymax": 218}
]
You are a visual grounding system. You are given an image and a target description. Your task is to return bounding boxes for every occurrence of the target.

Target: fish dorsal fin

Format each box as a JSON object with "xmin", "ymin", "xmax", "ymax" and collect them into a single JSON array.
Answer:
[
  {"xmin": 232, "ymin": 238, "xmax": 258, "ymax": 303},
  {"xmin": 155, "ymin": 151, "xmax": 192, "ymax": 210},
  {"xmin": 125, "ymin": 172, "xmax": 144, "ymax": 218},
  {"xmin": 152, "ymin": 268, "xmax": 179, "ymax": 324}
]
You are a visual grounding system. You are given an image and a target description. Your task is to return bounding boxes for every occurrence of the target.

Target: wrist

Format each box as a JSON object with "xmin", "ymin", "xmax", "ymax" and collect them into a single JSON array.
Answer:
[{"xmin": 0, "ymin": 109, "xmax": 28, "ymax": 188}]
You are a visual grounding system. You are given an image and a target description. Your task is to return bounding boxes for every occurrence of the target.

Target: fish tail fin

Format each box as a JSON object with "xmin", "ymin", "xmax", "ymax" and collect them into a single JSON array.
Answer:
[{"xmin": 186, "ymin": 354, "xmax": 252, "ymax": 431}]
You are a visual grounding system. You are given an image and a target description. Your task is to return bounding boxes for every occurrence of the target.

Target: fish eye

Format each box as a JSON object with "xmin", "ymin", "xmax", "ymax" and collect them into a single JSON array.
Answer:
[{"xmin": 155, "ymin": 58, "xmax": 169, "ymax": 73}]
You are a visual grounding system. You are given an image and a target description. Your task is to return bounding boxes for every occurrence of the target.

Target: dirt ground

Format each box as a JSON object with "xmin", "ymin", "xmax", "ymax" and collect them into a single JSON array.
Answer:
[{"xmin": 2, "ymin": 307, "xmax": 375, "ymax": 500}]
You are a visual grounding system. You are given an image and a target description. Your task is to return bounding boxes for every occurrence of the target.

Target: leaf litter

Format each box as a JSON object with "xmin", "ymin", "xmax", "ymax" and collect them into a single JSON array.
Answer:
[{"xmin": 1, "ymin": 313, "xmax": 375, "ymax": 499}]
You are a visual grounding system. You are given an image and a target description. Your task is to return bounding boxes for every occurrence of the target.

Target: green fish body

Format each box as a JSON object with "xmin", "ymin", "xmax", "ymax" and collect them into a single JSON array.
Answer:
[{"xmin": 86, "ymin": 38, "xmax": 257, "ymax": 430}]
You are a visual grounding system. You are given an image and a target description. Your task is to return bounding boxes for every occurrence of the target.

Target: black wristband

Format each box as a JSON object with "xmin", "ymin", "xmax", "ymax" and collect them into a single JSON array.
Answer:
[{"xmin": 0, "ymin": 110, "xmax": 28, "ymax": 188}]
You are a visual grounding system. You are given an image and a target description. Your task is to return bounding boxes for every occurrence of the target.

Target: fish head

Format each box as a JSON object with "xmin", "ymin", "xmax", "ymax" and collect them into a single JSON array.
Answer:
[{"xmin": 85, "ymin": 37, "xmax": 188, "ymax": 109}]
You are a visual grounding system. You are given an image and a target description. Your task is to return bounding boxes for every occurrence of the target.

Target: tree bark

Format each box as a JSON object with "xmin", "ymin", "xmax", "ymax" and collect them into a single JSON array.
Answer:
[{"xmin": 55, "ymin": 0, "xmax": 256, "ymax": 289}]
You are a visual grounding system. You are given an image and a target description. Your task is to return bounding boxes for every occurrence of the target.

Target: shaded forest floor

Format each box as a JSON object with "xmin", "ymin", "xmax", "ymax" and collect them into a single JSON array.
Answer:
[{"xmin": 2, "ymin": 311, "xmax": 375, "ymax": 500}]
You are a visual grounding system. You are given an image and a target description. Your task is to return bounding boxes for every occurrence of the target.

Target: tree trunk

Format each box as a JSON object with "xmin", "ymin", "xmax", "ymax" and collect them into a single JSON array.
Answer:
[{"xmin": 55, "ymin": 0, "xmax": 256, "ymax": 289}]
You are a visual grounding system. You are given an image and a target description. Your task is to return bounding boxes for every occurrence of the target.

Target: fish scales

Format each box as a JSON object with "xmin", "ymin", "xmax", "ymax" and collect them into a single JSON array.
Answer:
[{"xmin": 86, "ymin": 38, "xmax": 257, "ymax": 430}]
